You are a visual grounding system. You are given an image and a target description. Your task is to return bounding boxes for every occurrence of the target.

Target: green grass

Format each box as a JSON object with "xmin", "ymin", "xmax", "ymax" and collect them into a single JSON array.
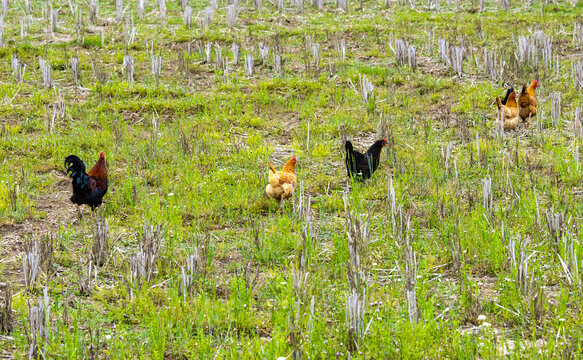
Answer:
[{"xmin": 1, "ymin": 0, "xmax": 583, "ymax": 358}]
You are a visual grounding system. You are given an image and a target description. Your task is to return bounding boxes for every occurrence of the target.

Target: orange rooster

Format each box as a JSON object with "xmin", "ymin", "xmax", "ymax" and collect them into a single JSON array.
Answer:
[
  {"xmin": 518, "ymin": 80, "xmax": 538, "ymax": 126},
  {"xmin": 265, "ymin": 156, "xmax": 297, "ymax": 206},
  {"xmin": 495, "ymin": 89, "xmax": 520, "ymax": 131}
]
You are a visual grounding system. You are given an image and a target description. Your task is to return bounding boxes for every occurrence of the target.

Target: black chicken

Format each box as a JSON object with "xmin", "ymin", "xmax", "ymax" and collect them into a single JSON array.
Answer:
[
  {"xmin": 345, "ymin": 138, "xmax": 387, "ymax": 181},
  {"xmin": 64, "ymin": 152, "xmax": 108, "ymax": 210}
]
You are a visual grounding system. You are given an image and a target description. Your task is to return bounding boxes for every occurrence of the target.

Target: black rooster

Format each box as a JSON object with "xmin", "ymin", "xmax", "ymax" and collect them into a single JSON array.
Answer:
[
  {"xmin": 64, "ymin": 152, "xmax": 108, "ymax": 210},
  {"xmin": 345, "ymin": 138, "xmax": 387, "ymax": 181}
]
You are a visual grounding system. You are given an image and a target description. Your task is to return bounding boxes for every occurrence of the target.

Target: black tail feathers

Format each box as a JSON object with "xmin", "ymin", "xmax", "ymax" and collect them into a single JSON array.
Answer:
[
  {"xmin": 345, "ymin": 140, "xmax": 353, "ymax": 153},
  {"xmin": 65, "ymin": 155, "xmax": 86, "ymax": 176}
]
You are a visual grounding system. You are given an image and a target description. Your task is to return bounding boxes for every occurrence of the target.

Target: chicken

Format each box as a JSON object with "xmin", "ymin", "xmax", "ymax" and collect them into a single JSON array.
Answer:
[
  {"xmin": 64, "ymin": 152, "xmax": 108, "ymax": 210},
  {"xmin": 345, "ymin": 138, "xmax": 387, "ymax": 181},
  {"xmin": 495, "ymin": 89, "xmax": 520, "ymax": 131},
  {"xmin": 518, "ymin": 80, "xmax": 538, "ymax": 125},
  {"xmin": 500, "ymin": 87, "xmax": 514, "ymax": 106},
  {"xmin": 265, "ymin": 156, "xmax": 297, "ymax": 205}
]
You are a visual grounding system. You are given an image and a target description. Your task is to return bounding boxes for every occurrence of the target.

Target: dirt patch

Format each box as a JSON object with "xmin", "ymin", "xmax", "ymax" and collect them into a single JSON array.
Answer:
[
  {"xmin": 0, "ymin": 172, "xmax": 77, "ymax": 273},
  {"xmin": 264, "ymin": 110, "xmax": 301, "ymax": 144},
  {"xmin": 29, "ymin": 31, "xmax": 77, "ymax": 46},
  {"xmin": 417, "ymin": 55, "xmax": 449, "ymax": 77},
  {"xmin": 473, "ymin": 275, "xmax": 499, "ymax": 301},
  {"xmin": 427, "ymin": 100, "xmax": 456, "ymax": 126}
]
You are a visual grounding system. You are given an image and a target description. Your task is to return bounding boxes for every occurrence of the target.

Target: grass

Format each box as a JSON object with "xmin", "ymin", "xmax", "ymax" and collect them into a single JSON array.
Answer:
[{"xmin": 0, "ymin": 0, "xmax": 583, "ymax": 357}]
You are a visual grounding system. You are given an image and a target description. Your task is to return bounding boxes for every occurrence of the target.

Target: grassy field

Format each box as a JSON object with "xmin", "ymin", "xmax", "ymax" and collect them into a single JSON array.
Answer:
[{"xmin": 0, "ymin": 0, "xmax": 583, "ymax": 357}]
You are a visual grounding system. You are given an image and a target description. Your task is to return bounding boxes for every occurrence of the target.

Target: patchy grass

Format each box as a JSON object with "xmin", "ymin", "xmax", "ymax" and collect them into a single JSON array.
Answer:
[{"xmin": 1, "ymin": 0, "xmax": 583, "ymax": 358}]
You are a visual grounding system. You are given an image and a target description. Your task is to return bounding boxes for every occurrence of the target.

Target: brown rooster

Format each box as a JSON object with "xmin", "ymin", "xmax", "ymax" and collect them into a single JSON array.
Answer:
[
  {"xmin": 265, "ymin": 156, "xmax": 297, "ymax": 207},
  {"xmin": 518, "ymin": 80, "xmax": 538, "ymax": 126}
]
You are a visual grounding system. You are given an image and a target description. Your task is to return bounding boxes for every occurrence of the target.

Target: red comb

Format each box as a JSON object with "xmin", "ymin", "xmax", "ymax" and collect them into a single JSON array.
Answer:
[{"xmin": 100, "ymin": 152, "xmax": 105, "ymax": 158}]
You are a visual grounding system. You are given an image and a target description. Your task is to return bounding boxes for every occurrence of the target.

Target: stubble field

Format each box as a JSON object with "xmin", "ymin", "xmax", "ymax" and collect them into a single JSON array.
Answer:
[{"xmin": 1, "ymin": 0, "xmax": 583, "ymax": 357}]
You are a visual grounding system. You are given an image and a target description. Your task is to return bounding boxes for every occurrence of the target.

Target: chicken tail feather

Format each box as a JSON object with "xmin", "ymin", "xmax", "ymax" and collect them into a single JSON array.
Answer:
[{"xmin": 65, "ymin": 155, "xmax": 86, "ymax": 176}]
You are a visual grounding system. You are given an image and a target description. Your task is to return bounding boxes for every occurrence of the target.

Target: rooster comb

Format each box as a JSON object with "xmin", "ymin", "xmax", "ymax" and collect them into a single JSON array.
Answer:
[{"xmin": 100, "ymin": 152, "xmax": 105, "ymax": 159}]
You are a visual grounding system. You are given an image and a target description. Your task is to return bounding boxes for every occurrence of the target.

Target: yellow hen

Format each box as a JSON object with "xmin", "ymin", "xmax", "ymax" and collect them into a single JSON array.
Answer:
[{"xmin": 265, "ymin": 156, "xmax": 297, "ymax": 204}]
